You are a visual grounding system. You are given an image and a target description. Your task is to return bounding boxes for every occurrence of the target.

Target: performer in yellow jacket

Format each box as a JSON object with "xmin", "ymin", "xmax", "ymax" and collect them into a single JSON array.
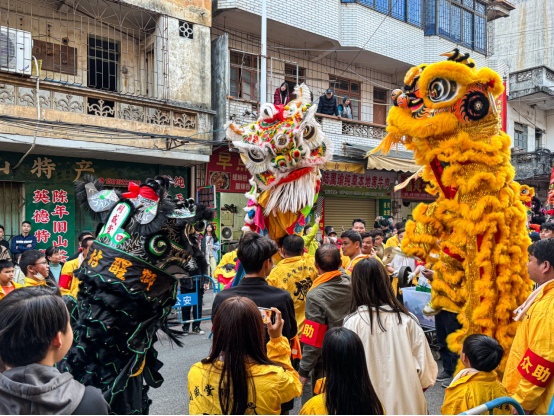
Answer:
[
  {"xmin": 188, "ymin": 297, "xmax": 301, "ymax": 415},
  {"xmin": 340, "ymin": 230, "xmax": 382, "ymax": 275},
  {"xmin": 213, "ymin": 249, "xmax": 238, "ymax": 288},
  {"xmin": 302, "ymin": 214, "xmax": 321, "ymax": 256},
  {"xmin": 442, "ymin": 334, "xmax": 511, "ymax": 415},
  {"xmin": 503, "ymin": 239, "xmax": 554, "ymax": 415},
  {"xmin": 0, "ymin": 260, "xmax": 22, "ymax": 300},
  {"xmin": 59, "ymin": 236, "xmax": 94, "ymax": 297},
  {"xmin": 267, "ymin": 235, "xmax": 318, "ymax": 334}
]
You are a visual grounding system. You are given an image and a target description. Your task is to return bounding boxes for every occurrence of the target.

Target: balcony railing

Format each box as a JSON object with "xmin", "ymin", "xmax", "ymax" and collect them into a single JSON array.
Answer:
[{"xmin": 2, "ymin": 0, "xmax": 169, "ymax": 101}]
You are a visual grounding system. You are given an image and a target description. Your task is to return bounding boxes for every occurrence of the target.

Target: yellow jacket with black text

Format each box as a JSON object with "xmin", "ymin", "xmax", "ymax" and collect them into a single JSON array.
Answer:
[
  {"xmin": 442, "ymin": 371, "xmax": 511, "ymax": 415},
  {"xmin": 503, "ymin": 280, "xmax": 554, "ymax": 414},
  {"xmin": 187, "ymin": 336, "xmax": 302, "ymax": 415},
  {"xmin": 267, "ymin": 254, "xmax": 318, "ymax": 333}
]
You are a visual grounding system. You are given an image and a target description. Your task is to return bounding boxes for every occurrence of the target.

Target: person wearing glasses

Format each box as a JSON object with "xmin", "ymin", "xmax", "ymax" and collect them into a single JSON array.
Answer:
[{"xmin": 19, "ymin": 250, "xmax": 55, "ymax": 288}]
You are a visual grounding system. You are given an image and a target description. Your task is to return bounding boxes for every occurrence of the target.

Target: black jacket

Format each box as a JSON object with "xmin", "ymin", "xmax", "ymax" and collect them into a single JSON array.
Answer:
[
  {"xmin": 212, "ymin": 277, "xmax": 298, "ymax": 342},
  {"xmin": 317, "ymin": 95, "xmax": 339, "ymax": 116}
]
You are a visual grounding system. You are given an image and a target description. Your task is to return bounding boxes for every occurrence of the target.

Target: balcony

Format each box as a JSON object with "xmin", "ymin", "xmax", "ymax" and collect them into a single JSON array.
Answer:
[{"xmin": 0, "ymin": 0, "xmax": 213, "ymax": 160}]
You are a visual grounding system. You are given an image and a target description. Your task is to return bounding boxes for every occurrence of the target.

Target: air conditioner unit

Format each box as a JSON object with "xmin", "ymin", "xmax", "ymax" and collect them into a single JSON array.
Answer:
[
  {"xmin": 221, "ymin": 226, "xmax": 234, "ymax": 241},
  {"xmin": 0, "ymin": 27, "xmax": 32, "ymax": 75}
]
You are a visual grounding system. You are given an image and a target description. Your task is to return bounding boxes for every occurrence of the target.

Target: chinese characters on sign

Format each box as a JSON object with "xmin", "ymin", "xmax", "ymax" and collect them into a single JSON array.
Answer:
[
  {"xmin": 29, "ymin": 187, "xmax": 72, "ymax": 260},
  {"xmin": 321, "ymin": 170, "xmax": 395, "ymax": 198},
  {"xmin": 206, "ymin": 150, "xmax": 251, "ymax": 193},
  {"xmin": 379, "ymin": 199, "xmax": 392, "ymax": 217},
  {"xmin": 400, "ymin": 175, "xmax": 436, "ymax": 200},
  {"xmin": 197, "ymin": 186, "xmax": 216, "ymax": 209}
]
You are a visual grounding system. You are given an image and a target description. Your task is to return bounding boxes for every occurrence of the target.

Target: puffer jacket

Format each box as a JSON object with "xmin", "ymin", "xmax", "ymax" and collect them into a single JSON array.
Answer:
[
  {"xmin": 187, "ymin": 336, "xmax": 302, "ymax": 415},
  {"xmin": 503, "ymin": 280, "xmax": 554, "ymax": 414},
  {"xmin": 316, "ymin": 95, "xmax": 339, "ymax": 116},
  {"xmin": 298, "ymin": 271, "xmax": 352, "ymax": 378}
]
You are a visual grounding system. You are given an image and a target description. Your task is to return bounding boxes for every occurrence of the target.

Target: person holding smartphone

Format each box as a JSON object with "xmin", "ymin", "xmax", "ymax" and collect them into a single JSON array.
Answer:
[{"xmin": 189, "ymin": 297, "xmax": 302, "ymax": 415}]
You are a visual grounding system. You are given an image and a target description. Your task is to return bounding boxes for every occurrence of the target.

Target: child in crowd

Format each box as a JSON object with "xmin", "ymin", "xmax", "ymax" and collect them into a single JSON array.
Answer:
[
  {"xmin": 0, "ymin": 260, "xmax": 21, "ymax": 300},
  {"xmin": 0, "ymin": 287, "xmax": 109, "ymax": 414},
  {"xmin": 441, "ymin": 334, "xmax": 511, "ymax": 415}
]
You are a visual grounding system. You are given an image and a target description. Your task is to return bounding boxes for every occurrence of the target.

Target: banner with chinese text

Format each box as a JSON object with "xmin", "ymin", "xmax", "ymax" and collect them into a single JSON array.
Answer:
[
  {"xmin": 400, "ymin": 174, "xmax": 436, "ymax": 200},
  {"xmin": 206, "ymin": 149, "xmax": 251, "ymax": 193},
  {"xmin": 496, "ymin": 80, "xmax": 507, "ymax": 133},
  {"xmin": 321, "ymin": 170, "xmax": 395, "ymax": 199},
  {"xmin": 26, "ymin": 182, "xmax": 75, "ymax": 260},
  {"xmin": 0, "ymin": 151, "xmax": 189, "ymax": 252}
]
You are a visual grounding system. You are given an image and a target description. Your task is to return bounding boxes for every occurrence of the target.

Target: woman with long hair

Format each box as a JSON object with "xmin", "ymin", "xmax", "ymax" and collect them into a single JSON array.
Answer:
[
  {"xmin": 201, "ymin": 223, "xmax": 220, "ymax": 279},
  {"xmin": 188, "ymin": 296, "xmax": 302, "ymax": 415},
  {"xmin": 274, "ymin": 82, "xmax": 290, "ymax": 105},
  {"xmin": 299, "ymin": 327, "xmax": 383, "ymax": 415},
  {"xmin": 344, "ymin": 258, "xmax": 437, "ymax": 415}
]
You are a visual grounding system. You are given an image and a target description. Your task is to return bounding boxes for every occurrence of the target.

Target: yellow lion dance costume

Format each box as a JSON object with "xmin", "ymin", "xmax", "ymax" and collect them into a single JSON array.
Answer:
[{"xmin": 373, "ymin": 50, "xmax": 534, "ymax": 372}]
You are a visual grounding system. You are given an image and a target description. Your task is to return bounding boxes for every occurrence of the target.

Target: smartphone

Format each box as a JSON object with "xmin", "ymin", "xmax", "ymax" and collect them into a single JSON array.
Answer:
[{"xmin": 258, "ymin": 307, "xmax": 275, "ymax": 325}]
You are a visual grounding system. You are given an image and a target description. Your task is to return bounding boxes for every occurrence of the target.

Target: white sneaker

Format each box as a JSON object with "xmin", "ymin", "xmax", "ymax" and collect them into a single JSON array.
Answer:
[{"xmin": 192, "ymin": 328, "xmax": 205, "ymax": 335}]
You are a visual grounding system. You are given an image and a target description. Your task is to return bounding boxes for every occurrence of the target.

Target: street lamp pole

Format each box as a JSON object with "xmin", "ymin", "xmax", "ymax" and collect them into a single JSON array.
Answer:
[{"xmin": 260, "ymin": 0, "xmax": 267, "ymax": 104}]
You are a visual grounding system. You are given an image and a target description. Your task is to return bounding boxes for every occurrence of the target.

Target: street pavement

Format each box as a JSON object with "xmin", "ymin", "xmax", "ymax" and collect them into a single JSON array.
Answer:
[{"xmin": 150, "ymin": 291, "xmax": 446, "ymax": 415}]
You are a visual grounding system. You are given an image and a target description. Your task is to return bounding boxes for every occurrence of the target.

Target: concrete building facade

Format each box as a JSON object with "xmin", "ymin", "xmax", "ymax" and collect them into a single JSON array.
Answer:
[
  {"xmin": 0, "ymin": 0, "xmax": 213, "ymax": 253},
  {"xmin": 210, "ymin": 0, "xmax": 497, "ymax": 232}
]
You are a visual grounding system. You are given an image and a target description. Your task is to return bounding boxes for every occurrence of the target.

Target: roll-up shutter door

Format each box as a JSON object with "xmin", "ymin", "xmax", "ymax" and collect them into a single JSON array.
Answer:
[{"xmin": 323, "ymin": 197, "xmax": 377, "ymax": 237}]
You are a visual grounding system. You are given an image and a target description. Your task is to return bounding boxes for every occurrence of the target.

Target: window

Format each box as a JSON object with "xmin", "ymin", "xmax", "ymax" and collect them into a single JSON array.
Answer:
[
  {"xmin": 536, "ymin": 129, "xmax": 544, "ymax": 150},
  {"xmin": 393, "ymin": 0, "xmax": 406, "ymax": 20},
  {"xmin": 424, "ymin": 0, "xmax": 436, "ymax": 34},
  {"xmin": 88, "ymin": 36, "xmax": 119, "ymax": 92},
  {"xmin": 462, "ymin": 10, "xmax": 474, "ymax": 48},
  {"xmin": 375, "ymin": 0, "xmax": 389, "ymax": 14},
  {"xmin": 514, "ymin": 123, "xmax": 528, "ymax": 151},
  {"xmin": 408, "ymin": 0, "xmax": 422, "ymax": 25},
  {"xmin": 427, "ymin": 0, "xmax": 486, "ymax": 53},
  {"xmin": 230, "ymin": 51, "xmax": 258, "ymax": 101},
  {"xmin": 284, "ymin": 64, "xmax": 306, "ymax": 95},
  {"xmin": 329, "ymin": 76, "xmax": 361, "ymax": 120}
]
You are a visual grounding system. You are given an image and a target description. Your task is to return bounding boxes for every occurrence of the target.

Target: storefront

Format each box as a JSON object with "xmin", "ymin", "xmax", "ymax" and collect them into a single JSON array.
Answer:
[
  {"xmin": 0, "ymin": 151, "xmax": 188, "ymax": 258},
  {"xmin": 399, "ymin": 174, "xmax": 437, "ymax": 220},
  {"xmin": 320, "ymin": 168, "xmax": 395, "ymax": 235},
  {"xmin": 205, "ymin": 148, "xmax": 251, "ymax": 254}
]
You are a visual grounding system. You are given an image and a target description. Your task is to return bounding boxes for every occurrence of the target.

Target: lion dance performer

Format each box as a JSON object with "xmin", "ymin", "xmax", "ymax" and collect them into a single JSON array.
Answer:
[
  {"xmin": 225, "ymin": 84, "xmax": 332, "ymax": 249},
  {"xmin": 59, "ymin": 175, "xmax": 214, "ymax": 414},
  {"xmin": 371, "ymin": 49, "xmax": 534, "ymax": 372}
]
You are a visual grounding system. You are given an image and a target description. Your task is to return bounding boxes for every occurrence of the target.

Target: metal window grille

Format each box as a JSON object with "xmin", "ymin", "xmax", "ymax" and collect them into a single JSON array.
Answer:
[
  {"xmin": 0, "ymin": 0, "xmax": 169, "ymax": 101},
  {"xmin": 407, "ymin": 0, "xmax": 422, "ymax": 25},
  {"xmin": 179, "ymin": 21, "xmax": 194, "ymax": 39},
  {"xmin": 0, "ymin": 182, "xmax": 25, "ymax": 244}
]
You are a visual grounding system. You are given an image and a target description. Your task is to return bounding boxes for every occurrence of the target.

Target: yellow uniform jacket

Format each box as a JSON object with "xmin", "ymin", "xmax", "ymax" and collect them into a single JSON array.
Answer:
[
  {"xmin": 503, "ymin": 280, "xmax": 554, "ymax": 414},
  {"xmin": 442, "ymin": 371, "xmax": 511, "ymax": 415},
  {"xmin": 267, "ymin": 254, "xmax": 318, "ymax": 334},
  {"xmin": 384, "ymin": 235, "xmax": 399, "ymax": 249},
  {"xmin": 187, "ymin": 336, "xmax": 302, "ymax": 415},
  {"xmin": 299, "ymin": 394, "xmax": 327, "ymax": 415},
  {"xmin": 341, "ymin": 254, "xmax": 382, "ymax": 275},
  {"xmin": 0, "ymin": 282, "xmax": 22, "ymax": 300},
  {"xmin": 24, "ymin": 276, "xmax": 70, "ymax": 296},
  {"xmin": 213, "ymin": 250, "xmax": 238, "ymax": 287}
]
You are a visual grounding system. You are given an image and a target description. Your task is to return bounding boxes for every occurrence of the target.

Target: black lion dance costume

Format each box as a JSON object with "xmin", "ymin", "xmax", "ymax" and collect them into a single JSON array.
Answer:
[{"xmin": 59, "ymin": 175, "xmax": 214, "ymax": 414}]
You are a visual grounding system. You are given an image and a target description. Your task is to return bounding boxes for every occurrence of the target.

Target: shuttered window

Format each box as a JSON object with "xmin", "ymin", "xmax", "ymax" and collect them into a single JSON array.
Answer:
[{"xmin": 323, "ymin": 197, "xmax": 377, "ymax": 237}]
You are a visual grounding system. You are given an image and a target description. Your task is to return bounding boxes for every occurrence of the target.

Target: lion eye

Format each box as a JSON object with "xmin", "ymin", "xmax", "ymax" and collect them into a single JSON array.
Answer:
[
  {"xmin": 428, "ymin": 78, "xmax": 458, "ymax": 103},
  {"xmin": 247, "ymin": 148, "xmax": 266, "ymax": 163}
]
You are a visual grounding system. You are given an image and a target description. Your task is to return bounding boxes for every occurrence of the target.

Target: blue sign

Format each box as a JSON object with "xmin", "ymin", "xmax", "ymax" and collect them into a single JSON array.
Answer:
[{"xmin": 174, "ymin": 292, "xmax": 198, "ymax": 308}]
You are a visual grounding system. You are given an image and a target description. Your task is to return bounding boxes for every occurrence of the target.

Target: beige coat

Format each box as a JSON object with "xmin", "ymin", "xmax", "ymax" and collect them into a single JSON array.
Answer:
[{"xmin": 344, "ymin": 305, "xmax": 437, "ymax": 415}]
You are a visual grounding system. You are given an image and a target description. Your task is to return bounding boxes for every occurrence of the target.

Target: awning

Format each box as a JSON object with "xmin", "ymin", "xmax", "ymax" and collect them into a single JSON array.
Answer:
[{"xmin": 343, "ymin": 143, "xmax": 420, "ymax": 173}]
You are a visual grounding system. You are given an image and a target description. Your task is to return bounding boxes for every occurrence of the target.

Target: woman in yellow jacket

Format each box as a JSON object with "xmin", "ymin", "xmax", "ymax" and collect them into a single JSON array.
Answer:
[
  {"xmin": 300, "ymin": 327, "xmax": 384, "ymax": 415},
  {"xmin": 187, "ymin": 296, "xmax": 302, "ymax": 415}
]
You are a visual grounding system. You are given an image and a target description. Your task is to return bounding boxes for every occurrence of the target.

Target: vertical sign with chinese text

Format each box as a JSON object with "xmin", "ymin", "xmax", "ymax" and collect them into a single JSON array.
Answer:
[
  {"xmin": 26, "ymin": 182, "xmax": 75, "ymax": 260},
  {"xmin": 379, "ymin": 199, "xmax": 392, "ymax": 217},
  {"xmin": 197, "ymin": 186, "xmax": 216, "ymax": 209}
]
